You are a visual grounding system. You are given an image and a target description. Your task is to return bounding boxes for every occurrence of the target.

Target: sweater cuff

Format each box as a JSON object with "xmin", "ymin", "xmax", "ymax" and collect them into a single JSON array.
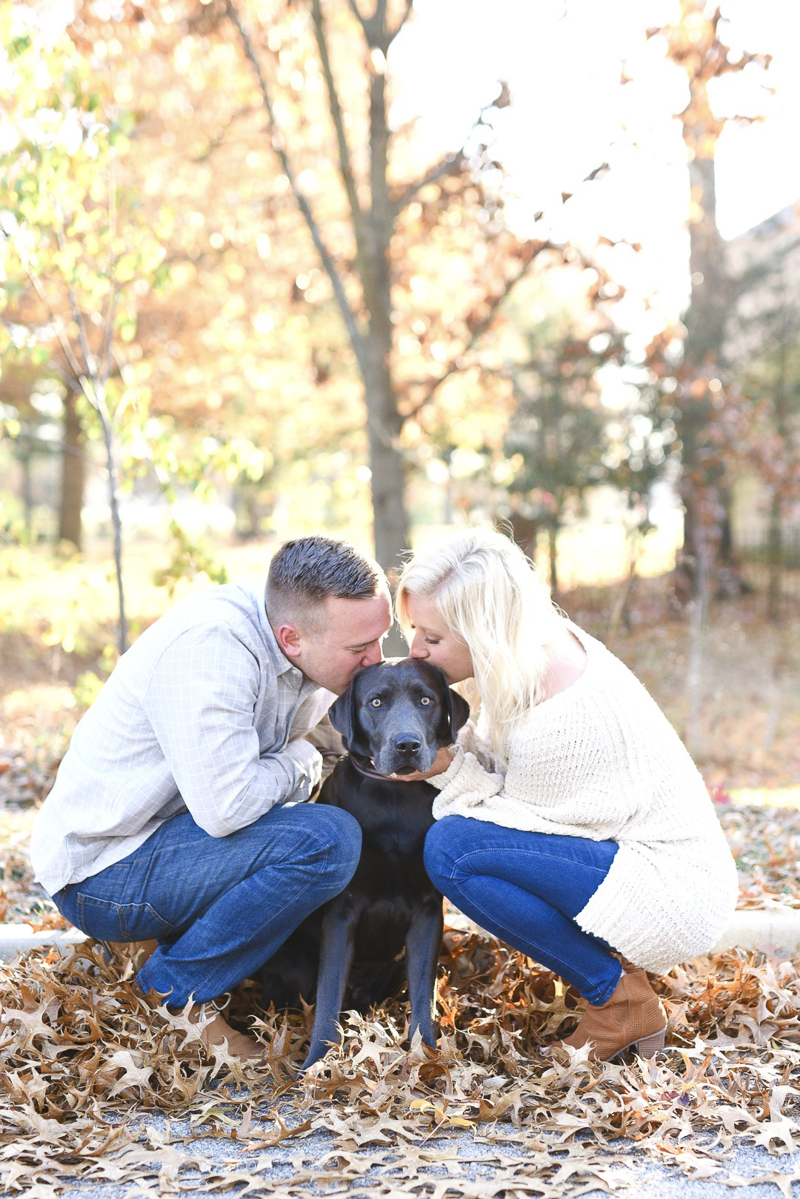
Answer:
[{"xmin": 430, "ymin": 747, "xmax": 504, "ymax": 813}]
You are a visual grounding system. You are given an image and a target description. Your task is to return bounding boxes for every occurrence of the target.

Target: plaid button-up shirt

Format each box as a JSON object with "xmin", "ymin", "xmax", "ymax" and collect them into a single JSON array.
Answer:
[{"xmin": 31, "ymin": 583, "xmax": 334, "ymax": 897}]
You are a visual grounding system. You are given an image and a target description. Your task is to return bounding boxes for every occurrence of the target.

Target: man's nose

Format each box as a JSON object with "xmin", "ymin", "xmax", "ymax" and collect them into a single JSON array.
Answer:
[{"xmin": 361, "ymin": 641, "xmax": 382, "ymax": 667}]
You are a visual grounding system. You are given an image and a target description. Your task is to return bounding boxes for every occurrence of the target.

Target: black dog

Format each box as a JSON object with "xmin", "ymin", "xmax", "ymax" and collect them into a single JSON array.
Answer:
[{"xmin": 259, "ymin": 658, "xmax": 470, "ymax": 1070}]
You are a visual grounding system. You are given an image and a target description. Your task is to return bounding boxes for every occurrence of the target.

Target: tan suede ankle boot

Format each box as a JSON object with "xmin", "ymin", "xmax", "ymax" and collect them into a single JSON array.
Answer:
[{"xmin": 558, "ymin": 966, "xmax": 667, "ymax": 1062}]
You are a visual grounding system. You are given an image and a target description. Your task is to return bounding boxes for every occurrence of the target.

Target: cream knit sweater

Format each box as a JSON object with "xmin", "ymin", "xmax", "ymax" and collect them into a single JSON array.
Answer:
[{"xmin": 429, "ymin": 622, "xmax": 738, "ymax": 973}]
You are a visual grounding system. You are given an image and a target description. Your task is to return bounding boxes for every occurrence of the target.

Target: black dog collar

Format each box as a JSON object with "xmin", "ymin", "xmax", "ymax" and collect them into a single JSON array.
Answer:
[{"xmin": 350, "ymin": 753, "xmax": 408, "ymax": 781}]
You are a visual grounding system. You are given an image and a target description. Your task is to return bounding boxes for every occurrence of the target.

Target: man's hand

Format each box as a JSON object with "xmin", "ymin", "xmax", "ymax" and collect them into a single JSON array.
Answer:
[{"xmin": 392, "ymin": 746, "xmax": 454, "ymax": 783}]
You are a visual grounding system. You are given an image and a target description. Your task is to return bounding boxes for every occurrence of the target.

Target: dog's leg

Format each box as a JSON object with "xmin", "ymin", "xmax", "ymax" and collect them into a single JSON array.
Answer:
[
  {"xmin": 301, "ymin": 892, "xmax": 363, "ymax": 1070},
  {"xmin": 404, "ymin": 895, "xmax": 444, "ymax": 1049}
]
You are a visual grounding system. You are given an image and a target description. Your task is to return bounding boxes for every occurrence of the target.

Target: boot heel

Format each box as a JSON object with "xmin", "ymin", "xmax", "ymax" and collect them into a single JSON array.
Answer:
[{"xmin": 636, "ymin": 1028, "xmax": 666, "ymax": 1057}]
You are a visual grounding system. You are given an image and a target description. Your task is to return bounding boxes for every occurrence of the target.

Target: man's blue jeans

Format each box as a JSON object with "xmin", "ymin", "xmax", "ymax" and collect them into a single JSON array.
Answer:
[
  {"xmin": 424, "ymin": 816, "xmax": 622, "ymax": 1006},
  {"xmin": 54, "ymin": 803, "xmax": 362, "ymax": 1006}
]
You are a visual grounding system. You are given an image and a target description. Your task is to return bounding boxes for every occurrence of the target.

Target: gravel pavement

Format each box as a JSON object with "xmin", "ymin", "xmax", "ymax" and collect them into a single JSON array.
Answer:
[{"xmin": 43, "ymin": 1118, "xmax": 800, "ymax": 1199}]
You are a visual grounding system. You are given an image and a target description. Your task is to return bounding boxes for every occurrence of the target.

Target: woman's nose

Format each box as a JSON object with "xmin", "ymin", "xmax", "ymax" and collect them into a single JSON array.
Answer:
[{"xmin": 409, "ymin": 634, "xmax": 427, "ymax": 659}]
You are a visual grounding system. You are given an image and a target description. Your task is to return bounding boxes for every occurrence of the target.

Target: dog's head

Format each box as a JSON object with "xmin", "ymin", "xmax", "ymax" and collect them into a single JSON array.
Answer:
[{"xmin": 328, "ymin": 658, "xmax": 470, "ymax": 776}]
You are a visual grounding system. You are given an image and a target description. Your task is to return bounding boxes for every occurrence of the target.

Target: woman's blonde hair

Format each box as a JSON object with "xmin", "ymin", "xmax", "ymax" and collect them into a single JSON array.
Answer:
[{"xmin": 395, "ymin": 528, "xmax": 563, "ymax": 762}]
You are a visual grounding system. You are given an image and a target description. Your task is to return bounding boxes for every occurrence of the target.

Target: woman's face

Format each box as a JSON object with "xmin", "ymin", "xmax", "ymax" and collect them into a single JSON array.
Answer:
[{"xmin": 404, "ymin": 595, "xmax": 474, "ymax": 685}]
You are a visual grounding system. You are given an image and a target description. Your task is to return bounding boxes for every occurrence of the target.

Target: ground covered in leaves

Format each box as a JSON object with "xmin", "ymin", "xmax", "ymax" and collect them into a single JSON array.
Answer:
[
  {"xmin": 2, "ymin": 568, "xmax": 799, "ymax": 1195},
  {"xmin": 1, "ymin": 932, "xmax": 800, "ymax": 1198}
]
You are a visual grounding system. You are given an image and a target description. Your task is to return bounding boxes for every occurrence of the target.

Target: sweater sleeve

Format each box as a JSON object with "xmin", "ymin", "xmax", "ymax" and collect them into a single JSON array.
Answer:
[
  {"xmin": 430, "ymin": 696, "xmax": 642, "ymax": 838},
  {"xmin": 429, "ymin": 746, "xmax": 504, "ymax": 818},
  {"xmin": 456, "ymin": 720, "xmax": 498, "ymax": 772}
]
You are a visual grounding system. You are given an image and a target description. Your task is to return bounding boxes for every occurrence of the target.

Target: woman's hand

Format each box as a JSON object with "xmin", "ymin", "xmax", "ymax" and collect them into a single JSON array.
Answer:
[{"xmin": 393, "ymin": 746, "xmax": 454, "ymax": 782}]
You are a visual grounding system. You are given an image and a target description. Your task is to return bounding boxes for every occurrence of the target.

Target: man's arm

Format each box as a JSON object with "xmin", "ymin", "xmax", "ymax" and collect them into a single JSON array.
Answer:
[
  {"xmin": 302, "ymin": 711, "xmax": 346, "ymax": 785},
  {"xmin": 142, "ymin": 624, "xmax": 322, "ymax": 836}
]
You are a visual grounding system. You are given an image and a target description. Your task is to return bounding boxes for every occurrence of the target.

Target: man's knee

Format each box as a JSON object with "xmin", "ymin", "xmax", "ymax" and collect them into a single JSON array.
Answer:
[{"xmin": 287, "ymin": 804, "xmax": 362, "ymax": 893}]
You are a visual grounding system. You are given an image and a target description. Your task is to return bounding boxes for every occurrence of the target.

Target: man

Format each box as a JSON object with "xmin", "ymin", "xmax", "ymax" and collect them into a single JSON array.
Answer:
[{"xmin": 31, "ymin": 536, "xmax": 392, "ymax": 1058}]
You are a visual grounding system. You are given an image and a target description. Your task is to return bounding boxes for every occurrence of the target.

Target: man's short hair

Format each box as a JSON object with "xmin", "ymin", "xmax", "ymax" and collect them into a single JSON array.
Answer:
[{"xmin": 266, "ymin": 536, "xmax": 386, "ymax": 634}]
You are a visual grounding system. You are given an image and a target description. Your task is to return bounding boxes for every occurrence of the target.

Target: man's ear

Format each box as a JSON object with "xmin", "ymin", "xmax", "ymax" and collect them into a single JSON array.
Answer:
[{"xmin": 275, "ymin": 623, "xmax": 302, "ymax": 660}]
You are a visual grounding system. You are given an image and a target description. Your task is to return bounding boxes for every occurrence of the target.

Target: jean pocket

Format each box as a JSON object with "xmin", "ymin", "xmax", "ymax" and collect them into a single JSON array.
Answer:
[{"xmin": 74, "ymin": 893, "xmax": 175, "ymax": 941}]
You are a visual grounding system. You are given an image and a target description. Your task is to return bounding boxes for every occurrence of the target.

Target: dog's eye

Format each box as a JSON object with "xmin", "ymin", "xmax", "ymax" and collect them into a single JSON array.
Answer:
[
  {"xmin": 370, "ymin": 698, "xmax": 382, "ymax": 708},
  {"xmin": 420, "ymin": 696, "xmax": 432, "ymax": 706}
]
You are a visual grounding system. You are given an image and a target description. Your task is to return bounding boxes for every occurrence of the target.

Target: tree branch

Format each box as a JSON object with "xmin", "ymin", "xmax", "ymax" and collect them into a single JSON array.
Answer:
[
  {"xmin": 309, "ymin": 0, "xmax": 369, "ymax": 262},
  {"xmin": 99, "ymin": 171, "xmax": 121, "ymax": 388},
  {"xmin": 225, "ymin": 0, "xmax": 368, "ymax": 372},
  {"xmin": 22, "ymin": 268, "xmax": 84, "ymax": 384},
  {"xmin": 392, "ymin": 89, "xmax": 504, "ymax": 214},
  {"xmin": 404, "ymin": 244, "xmax": 548, "ymax": 420},
  {"xmin": 191, "ymin": 105, "xmax": 256, "ymax": 163},
  {"xmin": 51, "ymin": 217, "xmax": 99, "ymax": 385},
  {"xmin": 346, "ymin": 0, "xmax": 368, "ymax": 37},
  {"xmin": 392, "ymin": 151, "xmax": 464, "ymax": 212},
  {"xmin": 98, "ymin": 287, "xmax": 121, "ymax": 389},
  {"xmin": 390, "ymin": 0, "xmax": 415, "ymax": 42},
  {"xmin": 1, "ymin": 425, "xmax": 95, "ymax": 462}
]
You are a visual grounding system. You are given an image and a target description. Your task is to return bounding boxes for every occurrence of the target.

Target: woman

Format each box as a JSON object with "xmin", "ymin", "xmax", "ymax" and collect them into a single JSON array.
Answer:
[{"xmin": 395, "ymin": 528, "xmax": 737, "ymax": 1062}]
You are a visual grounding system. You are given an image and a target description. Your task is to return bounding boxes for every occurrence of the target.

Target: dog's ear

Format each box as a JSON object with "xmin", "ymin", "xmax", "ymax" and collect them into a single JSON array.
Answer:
[
  {"xmin": 327, "ymin": 686, "xmax": 356, "ymax": 750},
  {"xmin": 327, "ymin": 671, "xmax": 372, "ymax": 755},
  {"xmin": 445, "ymin": 685, "xmax": 471, "ymax": 738}
]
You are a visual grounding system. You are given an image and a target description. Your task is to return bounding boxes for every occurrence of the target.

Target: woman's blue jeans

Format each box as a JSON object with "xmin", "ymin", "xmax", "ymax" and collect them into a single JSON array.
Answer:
[
  {"xmin": 424, "ymin": 816, "xmax": 622, "ymax": 1006},
  {"xmin": 54, "ymin": 803, "xmax": 362, "ymax": 1007}
]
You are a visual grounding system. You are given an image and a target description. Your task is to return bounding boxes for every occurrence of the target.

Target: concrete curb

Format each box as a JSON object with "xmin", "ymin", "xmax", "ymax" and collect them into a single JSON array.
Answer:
[
  {"xmin": 1, "ymin": 910, "xmax": 800, "ymax": 964},
  {"xmin": 0, "ymin": 924, "xmax": 88, "ymax": 961},
  {"xmin": 712, "ymin": 908, "xmax": 800, "ymax": 960}
]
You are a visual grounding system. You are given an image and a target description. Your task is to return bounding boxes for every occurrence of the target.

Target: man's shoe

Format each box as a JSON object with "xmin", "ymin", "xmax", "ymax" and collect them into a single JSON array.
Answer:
[
  {"xmin": 556, "ymin": 965, "xmax": 667, "ymax": 1062},
  {"xmin": 193, "ymin": 1009, "xmax": 264, "ymax": 1060},
  {"xmin": 107, "ymin": 939, "xmax": 159, "ymax": 973},
  {"xmin": 137, "ymin": 985, "xmax": 264, "ymax": 1061}
]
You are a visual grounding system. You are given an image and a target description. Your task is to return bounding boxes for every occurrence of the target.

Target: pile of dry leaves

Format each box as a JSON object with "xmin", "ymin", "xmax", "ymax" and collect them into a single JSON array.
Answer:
[{"xmin": 1, "ymin": 926, "xmax": 799, "ymax": 1198}]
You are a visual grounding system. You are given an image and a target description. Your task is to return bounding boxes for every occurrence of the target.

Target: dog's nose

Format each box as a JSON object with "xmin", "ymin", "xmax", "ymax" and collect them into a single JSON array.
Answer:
[{"xmin": 393, "ymin": 734, "xmax": 422, "ymax": 754}]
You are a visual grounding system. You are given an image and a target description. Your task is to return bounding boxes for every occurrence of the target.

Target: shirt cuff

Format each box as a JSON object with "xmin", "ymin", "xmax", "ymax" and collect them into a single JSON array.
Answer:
[{"xmin": 284, "ymin": 738, "xmax": 323, "ymax": 799}]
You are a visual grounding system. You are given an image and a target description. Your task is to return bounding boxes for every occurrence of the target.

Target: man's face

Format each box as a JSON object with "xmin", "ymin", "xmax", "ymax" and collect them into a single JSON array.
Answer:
[{"xmin": 287, "ymin": 592, "xmax": 392, "ymax": 694}]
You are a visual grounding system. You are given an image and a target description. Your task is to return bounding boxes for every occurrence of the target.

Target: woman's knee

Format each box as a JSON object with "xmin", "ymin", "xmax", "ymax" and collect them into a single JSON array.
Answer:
[{"xmin": 423, "ymin": 816, "xmax": 465, "ymax": 889}]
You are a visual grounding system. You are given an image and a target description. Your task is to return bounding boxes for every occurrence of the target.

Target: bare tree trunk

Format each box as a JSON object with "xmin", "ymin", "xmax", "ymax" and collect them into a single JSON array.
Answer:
[
  {"xmin": 547, "ymin": 524, "xmax": 558, "ymax": 594},
  {"xmin": 678, "ymin": 149, "xmax": 726, "ymax": 594},
  {"xmin": 364, "ymin": 362, "xmax": 408, "ymax": 574},
  {"xmin": 59, "ymin": 390, "xmax": 85, "ymax": 550},
  {"xmin": 685, "ymin": 535, "xmax": 711, "ymax": 759},
  {"xmin": 16, "ymin": 440, "xmax": 34, "ymax": 538},
  {"xmin": 362, "ymin": 4, "xmax": 409, "ymax": 571},
  {"xmin": 95, "ymin": 384, "xmax": 127, "ymax": 655},
  {"xmin": 766, "ymin": 492, "xmax": 783, "ymax": 623},
  {"xmin": 659, "ymin": 0, "xmax": 766, "ymax": 603},
  {"xmin": 508, "ymin": 512, "xmax": 539, "ymax": 559}
]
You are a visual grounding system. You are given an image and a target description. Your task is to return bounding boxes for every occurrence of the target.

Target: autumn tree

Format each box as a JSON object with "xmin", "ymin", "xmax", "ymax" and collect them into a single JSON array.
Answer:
[
  {"xmin": 500, "ymin": 324, "xmax": 615, "ymax": 593},
  {"xmin": 650, "ymin": 0, "xmax": 770, "ymax": 601},
  {"xmin": 730, "ymin": 240, "xmax": 800, "ymax": 620},
  {"xmin": 0, "ymin": 13, "xmax": 170, "ymax": 649},
  {"xmin": 215, "ymin": 0, "xmax": 553, "ymax": 570},
  {"xmin": 16, "ymin": 1, "xmax": 620, "ymax": 576}
]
